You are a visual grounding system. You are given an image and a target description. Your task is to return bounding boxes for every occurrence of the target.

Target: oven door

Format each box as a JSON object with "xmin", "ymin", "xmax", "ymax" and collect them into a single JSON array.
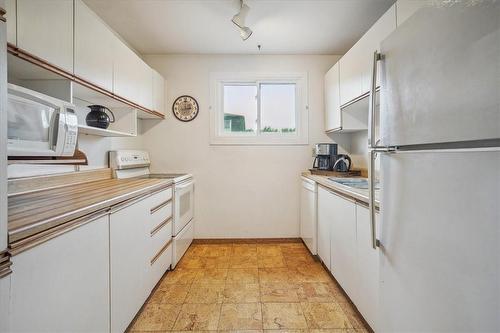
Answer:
[{"xmin": 174, "ymin": 179, "xmax": 194, "ymax": 235}]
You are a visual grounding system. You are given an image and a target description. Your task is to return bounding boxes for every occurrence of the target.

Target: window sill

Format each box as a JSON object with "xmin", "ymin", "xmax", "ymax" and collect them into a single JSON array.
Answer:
[{"xmin": 209, "ymin": 135, "xmax": 308, "ymax": 146}]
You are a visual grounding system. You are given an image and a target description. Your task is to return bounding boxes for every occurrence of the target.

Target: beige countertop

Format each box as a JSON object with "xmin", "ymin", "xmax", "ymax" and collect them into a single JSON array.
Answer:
[
  {"xmin": 8, "ymin": 177, "xmax": 173, "ymax": 245},
  {"xmin": 301, "ymin": 171, "xmax": 380, "ymax": 208}
]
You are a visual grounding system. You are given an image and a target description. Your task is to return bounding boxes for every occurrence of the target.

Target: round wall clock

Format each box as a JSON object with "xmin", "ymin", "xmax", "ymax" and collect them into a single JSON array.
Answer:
[{"xmin": 172, "ymin": 95, "xmax": 199, "ymax": 122}]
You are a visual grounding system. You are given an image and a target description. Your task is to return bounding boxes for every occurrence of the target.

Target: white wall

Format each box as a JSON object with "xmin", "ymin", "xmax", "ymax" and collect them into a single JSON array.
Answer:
[{"xmin": 142, "ymin": 54, "xmax": 340, "ymax": 238}]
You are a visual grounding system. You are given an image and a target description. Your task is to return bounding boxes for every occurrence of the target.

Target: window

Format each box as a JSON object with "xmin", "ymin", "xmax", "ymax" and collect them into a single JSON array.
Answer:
[{"xmin": 210, "ymin": 73, "xmax": 308, "ymax": 145}]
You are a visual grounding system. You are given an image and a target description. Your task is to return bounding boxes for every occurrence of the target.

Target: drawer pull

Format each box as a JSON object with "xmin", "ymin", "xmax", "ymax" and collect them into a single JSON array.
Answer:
[
  {"xmin": 150, "ymin": 217, "xmax": 172, "ymax": 237},
  {"xmin": 151, "ymin": 239, "xmax": 173, "ymax": 265},
  {"xmin": 150, "ymin": 198, "xmax": 172, "ymax": 214}
]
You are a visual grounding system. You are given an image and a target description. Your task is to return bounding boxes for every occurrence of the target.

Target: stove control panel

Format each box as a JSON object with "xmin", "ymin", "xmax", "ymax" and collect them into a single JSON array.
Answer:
[{"xmin": 109, "ymin": 150, "xmax": 151, "ymax": 170}]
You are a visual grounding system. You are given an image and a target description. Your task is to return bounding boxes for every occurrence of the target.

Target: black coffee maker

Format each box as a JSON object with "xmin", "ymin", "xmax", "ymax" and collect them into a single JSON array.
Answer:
[{"xmin": 313, "ymin": 143, "xmax": 337, "ymax": 170}]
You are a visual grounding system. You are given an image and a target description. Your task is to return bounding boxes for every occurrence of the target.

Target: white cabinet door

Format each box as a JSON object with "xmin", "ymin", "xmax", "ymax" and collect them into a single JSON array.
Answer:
[
  {"xmin": 113, "ymin": 38, "xmax": 153, "ymax": 109},
  {"xmin": 0, "ymin": 275, "xmax": 10, "ymax": 333},
  {"xmin": 5, "ymin": 0, "xmax": 16, "ymax": 45},
  {"xmin": 339, "ymin": 43, "xmax": 364, "ymax": 106},
  {"xmin": 355, "ymin": 204, "xmax": 379, "ymax": 331},
  {"xmin": 152, "ymin": 69, "xmax": 165, "ymax": 114},
  {"xmin": 9, "ymin": 215, "xmax": 110, "ymax": 332},
  {"xmin": 110, "ymin": 199, "xmax": 149, "ymax": 333},
  {"xmin": 360, "ymin": 4, "xmax": 397, "ymax": 92},
  {"xmin": 339, "ymin": 4, "xmax": 396, "ymax": 105},
  {"xmin": 300, "ymin": 178, "xmax": 317, "ymax": 255},
  {"xmin": 17, "ymin": 0, "xmax": 74, "ymax": 72},
  {"xmin": 329, "ymin": 192, "xmax": 357, "ymax": 300},
  {"xmin": 74, "ymin": 0, "xmax": 114, "ymax": 91},
  {"xmin": 324, "ymin": 62, "xmax": 341, "ymax": 132},
  {"xmin": 317, "ymin": 186, "xmax": 332, "ymax": 270}
]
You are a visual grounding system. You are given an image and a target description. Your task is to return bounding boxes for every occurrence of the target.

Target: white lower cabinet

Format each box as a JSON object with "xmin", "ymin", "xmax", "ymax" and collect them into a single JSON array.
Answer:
[
  {"xmin": 354, "ymin": 204, "xmax": 380, "ymax": 331},
  {"xmin": 110, "ymin": 199, "xmax": 149, "ymax": 333},
  {"xmin": 9, "ymin": 215, "xmax": 110, "ymax": 333},
  {"xmin": 329, "ymin": 191, "xmax": 357, "ymax": 301},
  {"xmin": 317, "ymin": 186, "xmax": 380, "ymax": 331},
  {"xmin": 317, "ymin": 186, "xmax": 332, "ymax": 270}
]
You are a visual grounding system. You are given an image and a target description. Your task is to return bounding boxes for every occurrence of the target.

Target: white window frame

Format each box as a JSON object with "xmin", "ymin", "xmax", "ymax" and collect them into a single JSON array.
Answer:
[{"xmin": 209, "ymin": 72, "xmax": 309, "ymax": 145}]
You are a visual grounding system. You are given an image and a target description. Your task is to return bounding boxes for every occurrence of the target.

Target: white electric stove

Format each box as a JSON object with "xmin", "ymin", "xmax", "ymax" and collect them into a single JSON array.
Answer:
[{"xmin": 109, "ymin": 150, "xmax": 194, "ymax": 268}]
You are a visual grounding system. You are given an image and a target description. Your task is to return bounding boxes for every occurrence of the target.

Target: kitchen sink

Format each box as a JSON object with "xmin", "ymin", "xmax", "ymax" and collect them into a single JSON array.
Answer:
[{"xmin": 328, "ymin": 177, "xmax": 379, "ymax": 190}]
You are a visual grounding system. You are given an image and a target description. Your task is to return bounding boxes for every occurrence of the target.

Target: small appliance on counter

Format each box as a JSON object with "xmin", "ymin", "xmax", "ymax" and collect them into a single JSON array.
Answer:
[
  {"xmin": 332, "ymin": 154, "xmax": 351, "ymax": 172},
  {"xmin": 313, "ymin": 143, "xmax": 337, "ymax": 170},
  {"xmin": 85, "ymin": 104, "xmax": 115, "ymax": 129}
]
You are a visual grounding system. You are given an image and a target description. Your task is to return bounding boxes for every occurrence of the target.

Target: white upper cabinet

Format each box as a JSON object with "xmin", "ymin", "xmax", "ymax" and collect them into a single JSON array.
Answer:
[
  {"xmin": 113, "ymin": 38, "xmax": 153, "ymax": 109},
  {"xmin": 152, "ymin": 69, "xmax": 165, "ymax": 114},
  {"xmin": 339, "ymin": 4, "xmax": 396, "ymax": 106},
  {"xmin": 5, "ymin": 0, "xmax": 16, "ymax": 45},
  {"xmin": 324, "ymin": 62, "xmax": 341, "ymax": 132},
  {"xmin": 17, "ymin": 0, "xmax": 74, "ymax": 73},
  {"xmin": 74, "ymin": 0, "xmax": 114, "ymax": 91}
]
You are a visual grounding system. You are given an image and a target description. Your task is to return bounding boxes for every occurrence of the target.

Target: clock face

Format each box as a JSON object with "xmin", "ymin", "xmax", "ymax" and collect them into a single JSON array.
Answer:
[{"xmin": 172, "ymin": 95, "xmax": 199, "ymax": 122}]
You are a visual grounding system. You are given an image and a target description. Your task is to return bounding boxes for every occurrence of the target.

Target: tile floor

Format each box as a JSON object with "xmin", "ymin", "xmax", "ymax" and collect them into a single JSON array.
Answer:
[{"xmin": 128, "ymin": 242, "xmax": 369, "ymax": 333}]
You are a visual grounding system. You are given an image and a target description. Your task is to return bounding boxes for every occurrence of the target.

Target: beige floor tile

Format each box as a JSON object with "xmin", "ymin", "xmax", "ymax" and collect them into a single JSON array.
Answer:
[
  {"xmin": 257, "ymin": 245, "xmax": 283, "ymax": 257},
  {"xmin": 218, "ymin": 303, "xmax": 263, "ymax": 330},
  {"xmin": 227, "ymin": 268, "xmax": 259, "ymax": 284},
  {"xmin": 288, "ymin": 265, "xmax": 330, "ymax": 283},
  {"xmin": 186, "ymin": 245, "xmax": 208, "ymax": 257},
  {"xmin": 178, "ymin": 257, "xmax": 208, "ymax": 269},
  {"xmin": 223, "ymin": 284, "xmax": 261, "ymax": 303},
  {"xmin": 186, "ymin": 283, "xmax": 226, "ymax": 303},
  {"xmin": 218, "ymin": 330, "xmax": 263, "ymax": 333},
  {"xmin": 263, "ymin": 330, "xmax": 307, "ymax": 333},
  {"xmin": 195, "ymin": 269, "xmax": 229, "ymax": 284},
  {"xmin": 233, "ymin": 244, "xmax": 258, "ymax": 257},
  {"xmin": 149, "ymin": 284, "xmax": 191, "ymax": 304},
  {"xmin": 203, "ymin": 245, "xmax": 233, "ymax": 257},
  {"xmin": 262, "ymin": 303, "xmax": 308, "ymax": 329},
  {"xmin": 337, "ymin": 303, "xmax": 365, "ymax": 329},
  {"xmin": 281, "ymin": 247, "xmax": 310, "ymax": 257},
  {"xmin": 259, "ymin": 268, "xmax": 291, "ymax": 283},
  {"xmin": 283, "ymin": 254, "xmax": 316, "ymax": 267},
  {"xmin": 230, "ymin": 255, "xmax": 259, "ymax": 268},
  {"xmin": 327, "ymin": 282, "xmax": 351, "ymax": 304},
  {"xmin": 258, "ymin": 256, "xmax": 286, "ymax": 268},
  {"xmin": 295, "ymin": 283, "xmax": 337, "ymax": 303},
  {"xmin": 205, "ymin": 256, "xmax": 232, "ymax": 269},
  {"xmin": 162, "ymin": 268, "xmax": 200, "ymax": 285},
  {"xmin": 301, "ymin": 303, "xmax": 352, "ymax": 329},
  {"xmin": 130, "ymin": 303, "xmax": 180, "ymax": 331},
  {"xmin": 260, "ymin": 283, "xmax": 300, "ymax": 303},
  {"xmin": 173, "ymin": 303, "xmax": 221, "ymax": 331}
]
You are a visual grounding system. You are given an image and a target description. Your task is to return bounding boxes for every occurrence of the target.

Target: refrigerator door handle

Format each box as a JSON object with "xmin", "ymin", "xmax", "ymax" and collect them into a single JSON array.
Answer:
[
  {"xmin": 368, "ymin": 51, "xmax": 383, "ymax": 149},
  {"xmin": 368, "ymin": 149, "xmax": 379, "ymax": 249}
]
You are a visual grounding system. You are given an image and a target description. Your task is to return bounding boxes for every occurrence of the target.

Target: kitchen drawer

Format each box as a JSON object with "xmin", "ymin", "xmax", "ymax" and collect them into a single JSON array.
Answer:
[
  {"xmin": 147, "ymin": 242, "xmax": 172, "ymax": 292},
  {"xmin": 147, "ymin": 187, "xmax": 173, "ymax": 231},
  {"xmin": 150, "ymin": 219, "xmax": 173, "ymax": 260}
]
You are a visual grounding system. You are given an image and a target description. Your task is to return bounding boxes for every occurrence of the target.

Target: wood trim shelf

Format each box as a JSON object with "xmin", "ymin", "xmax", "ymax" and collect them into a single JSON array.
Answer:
[
  {"xmin": 78, "ymin": 125, "xmax": 136, "ymax": 137},
  {"xmin": 7, "ymin": 44, "xmax": 165, "ymax": 119}
]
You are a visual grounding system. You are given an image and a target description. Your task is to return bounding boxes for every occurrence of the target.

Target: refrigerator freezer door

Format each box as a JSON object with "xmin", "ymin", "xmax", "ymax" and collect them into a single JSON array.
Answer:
[
  {"xmin": 379, "ymin": 2, "xmax": 500, "ymax": 147},
  {"xmin": 378, "ymin": 150, "xmax": 500, "ymax": 332}
]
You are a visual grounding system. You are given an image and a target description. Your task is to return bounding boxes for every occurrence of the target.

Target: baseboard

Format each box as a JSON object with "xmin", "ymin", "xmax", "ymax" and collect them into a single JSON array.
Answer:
[{"xmin": 193, "ymin": 237, "xmax": 302, "ymax": 244}]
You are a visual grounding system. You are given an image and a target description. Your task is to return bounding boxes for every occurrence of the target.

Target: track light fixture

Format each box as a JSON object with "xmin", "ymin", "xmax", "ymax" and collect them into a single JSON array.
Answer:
[{"xmin": 232, "ymin": 0, "xmax": 253, "ymax": 41}]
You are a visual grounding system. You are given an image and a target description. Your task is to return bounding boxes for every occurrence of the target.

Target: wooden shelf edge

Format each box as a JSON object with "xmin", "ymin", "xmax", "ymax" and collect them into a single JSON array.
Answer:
[
  {"xmin": 7, "ymin": 44, "xmax": 166, "ymax": 120},
  {"xmin": 78, "ymin": 125, "xmax": 136, "ymax": 137}
]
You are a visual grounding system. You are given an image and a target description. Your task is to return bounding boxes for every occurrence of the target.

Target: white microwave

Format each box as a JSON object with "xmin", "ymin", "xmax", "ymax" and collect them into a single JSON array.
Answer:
[{"xmin": 7, "ymin": 84, "xmax": 78, "ymax": 157}]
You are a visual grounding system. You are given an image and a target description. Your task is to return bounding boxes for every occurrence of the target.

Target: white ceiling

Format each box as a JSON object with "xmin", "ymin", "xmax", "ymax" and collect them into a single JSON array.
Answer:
[{"xmin": 84, "ymin": 0, "xmax": 395, "ymax": 55}]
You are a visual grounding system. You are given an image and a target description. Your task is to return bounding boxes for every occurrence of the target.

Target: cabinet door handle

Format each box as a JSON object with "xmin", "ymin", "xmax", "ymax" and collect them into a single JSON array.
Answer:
[
  {"xmin": 368, "ymin": 51, "xmax": 383, "ymax": 149},
  {"xmin": 150, "ymin": 198, "xmax": 172, "ymax": 214}
]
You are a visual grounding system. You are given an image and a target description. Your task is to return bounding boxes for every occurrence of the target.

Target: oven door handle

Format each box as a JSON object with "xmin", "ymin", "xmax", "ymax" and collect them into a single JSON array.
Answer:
[{"xmin": 175, "ymin": 180, "xmax": 194, "ymax": 192}]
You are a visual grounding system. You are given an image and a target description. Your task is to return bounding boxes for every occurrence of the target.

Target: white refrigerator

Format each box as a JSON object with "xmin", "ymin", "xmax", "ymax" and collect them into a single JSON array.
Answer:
[{"xmin": 367, "ymin": 2, "xmax": 500, "ymax": 332}]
